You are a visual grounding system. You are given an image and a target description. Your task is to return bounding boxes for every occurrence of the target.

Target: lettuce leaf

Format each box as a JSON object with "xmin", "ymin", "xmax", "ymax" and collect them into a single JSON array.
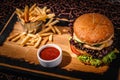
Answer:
[
  {"xmin": 77, "ymin": 48, "xmax": 119, "ymax": 66},
  {"xmin": 102, "ymin": 48, "xmax": 119, "ymax": 64},
  {"xmin": 77, "ymin": 55, "xmax": 102, "ymax": 66}
]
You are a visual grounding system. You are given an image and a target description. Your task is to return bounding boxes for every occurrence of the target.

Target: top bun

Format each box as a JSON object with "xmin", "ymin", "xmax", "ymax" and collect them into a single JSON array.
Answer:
[{"xmin": 73, "ymin": 13, "xmax": 114, "ymax": 45}]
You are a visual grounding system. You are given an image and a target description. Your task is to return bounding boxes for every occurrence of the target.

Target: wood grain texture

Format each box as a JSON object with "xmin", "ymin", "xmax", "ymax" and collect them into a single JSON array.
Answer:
[{"xmin": 0, "ymin": 22, "xmax": 109, "ymax": 74}]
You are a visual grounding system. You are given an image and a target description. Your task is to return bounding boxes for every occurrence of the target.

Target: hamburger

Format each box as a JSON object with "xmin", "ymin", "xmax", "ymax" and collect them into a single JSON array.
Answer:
[{"xmin": 70, "ymin": 13, "xmax": 119, "ymax": 67}]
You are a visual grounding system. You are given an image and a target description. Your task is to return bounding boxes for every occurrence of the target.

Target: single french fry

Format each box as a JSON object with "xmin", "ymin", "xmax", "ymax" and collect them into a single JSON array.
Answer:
[
  {"xmin": 29, "ymin": 3, "xmax": 36, "ymax": 12},
  {"xmin": 49, "ymin": 25, "xmax": 56, "ymax": 33},
  {"xmin": 39, "ymin": 32, "xmax": 53, "ymax": 37},
  {"xmin": 42, "ymin": 6, "xmax": 47, "ymax": 15},
  {"xmin": 49, "ymin": 20, "xmax": 59, "ymax": 26},
  {"xmin": 54, "ymin": 26, "xmax": 61, "ymax": 35},
  {"xmin": 39, "ymin": 26, "xmax": 51, "ymax": 34},
  {"xmin": 56, "ymin": 18, "xmax": 69, "ymax": 22},
  {"xmin": 47, "ymin": 13, "xmax": 55, "ymax": 18},
  {"xmin": 26, "ymin": 42, "xmax": 34, "ymax": 46},
  {"xmin": 34, "ymin": 37, "xmax": 42, "ymax": 48},
  {"xmin": 42, "ymin": 6, "xmax": 47, "ymax": 12},
  {"xmin": 40, "ymin": 36, "xmax": 49, "ymax": 46},
  {"xmin": 24, "ymin": 5, "xmax": 29, "ymax": 22},
  {"xmin": 11, "ymin": 32, "xmax": 26, "ymax": 42},
  {"xmin": 28, "ymin": 33, "xmax": 36, "ymax": 38},
  {"xmin": 49, "ymin": 34, "xmax": 53, "ymax": 42},
  {"xmin": 46, "ymin": 9, "xmax": 51, "ymax": 13},
  {"xmin": 20, "ymin": 35, "xmax": 31, "ymax": 46},
  {"xmin": 45, "ymin": 18, "xmax": 54, "ymax": 26},
  {"xmin": 16, "ymin": 8, "xmax": 24, "ymax": 15},
  {"xmin": 7, "ymin": 33, "xmax": 20, "ymax": 41}
]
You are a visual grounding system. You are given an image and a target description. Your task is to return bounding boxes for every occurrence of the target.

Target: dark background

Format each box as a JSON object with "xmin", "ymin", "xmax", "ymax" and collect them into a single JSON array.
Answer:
[{"xmin": 0, "ymin": 0, "xmax": 120, "ymax": 80}]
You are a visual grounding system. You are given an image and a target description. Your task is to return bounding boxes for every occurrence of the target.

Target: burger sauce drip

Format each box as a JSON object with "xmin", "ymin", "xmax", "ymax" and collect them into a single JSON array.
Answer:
[{"xmin": 40, "ymin": 47, "xmax": 60, "ymax": 60}]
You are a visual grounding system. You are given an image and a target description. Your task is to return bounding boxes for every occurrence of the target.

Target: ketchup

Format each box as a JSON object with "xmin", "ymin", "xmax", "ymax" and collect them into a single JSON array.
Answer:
[{"xmin": 40, "ymin": 47, "xmax": 60, "ymax": 60}]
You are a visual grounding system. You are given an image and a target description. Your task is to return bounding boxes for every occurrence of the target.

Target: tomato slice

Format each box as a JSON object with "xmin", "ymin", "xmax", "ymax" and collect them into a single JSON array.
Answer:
[{"xmin": 70, "ymin": 45, "xmax": 81, "ymax": 55}]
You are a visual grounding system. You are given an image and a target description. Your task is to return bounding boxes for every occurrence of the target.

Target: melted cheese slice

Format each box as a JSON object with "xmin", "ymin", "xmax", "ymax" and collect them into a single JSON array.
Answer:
[
  {"xmin": 84, "ymin": 40, "xmax": 113, "ymax": 50},
  {"xmin": 73, "ymin": 33, "xmax": 113, "ymax": 50}
]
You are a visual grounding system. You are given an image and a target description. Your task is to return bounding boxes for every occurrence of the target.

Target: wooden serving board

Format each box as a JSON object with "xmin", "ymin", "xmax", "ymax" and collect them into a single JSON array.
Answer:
[{"xmin": 0, "ymin": 20, "xmax": 109, "ymax": 74}]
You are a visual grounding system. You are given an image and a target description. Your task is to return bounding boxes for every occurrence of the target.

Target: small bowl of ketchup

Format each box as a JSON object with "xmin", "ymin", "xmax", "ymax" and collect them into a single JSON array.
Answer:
[{"xmin": 37, "ymin": 44, "xmax": 62, "ymax": 67}]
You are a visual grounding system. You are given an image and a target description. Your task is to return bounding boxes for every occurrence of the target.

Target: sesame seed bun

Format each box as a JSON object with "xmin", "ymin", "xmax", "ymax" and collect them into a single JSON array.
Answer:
[{"xmin": 73, "ymin": 13, "xmax": 114, "ymax": 45}]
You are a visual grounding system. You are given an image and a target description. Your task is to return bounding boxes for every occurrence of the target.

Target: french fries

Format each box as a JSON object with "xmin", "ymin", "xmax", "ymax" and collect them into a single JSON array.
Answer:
[
  {"xmin": 20, "ymin": 35, "xmax": 30, "ymax": 46},
  {"xmin": 8, "ymin": 24, "xmax": 61, "ymax": 48},
  {"xmin": 15, "ymin": 3, "xmax": 60, "ymax": 34},
  {"xmin": 16, "ymin": 8, "xmax": 24, "ymax": 17},
  {"xmin": 15, "ymin": 4, "xmax": 56, "ymax": 24},
  {"xmin": 8, "ymin": 25, "xmax": 61, "ymax": 48},
  {"xmin": 9, "ymin": 3, "xmax": 62, "ymax": 48},
  {"xmin": 8, "ymin": 17, "xmax": 62, "ymax": 48},
  {"xmin": 11, "ymin": 32, "xmax": 26, "ymax": 42},
  {"xmin": 7, "ymin": 33, "xmax": 20, "ymax": 41}
]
